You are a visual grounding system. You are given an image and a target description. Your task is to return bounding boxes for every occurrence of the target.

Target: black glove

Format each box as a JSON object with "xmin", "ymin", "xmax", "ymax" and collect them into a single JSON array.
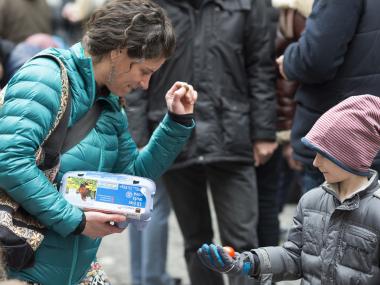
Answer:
[{"xmin": 197, "ymin": 244, "xmax": 256, "ymax": 276}]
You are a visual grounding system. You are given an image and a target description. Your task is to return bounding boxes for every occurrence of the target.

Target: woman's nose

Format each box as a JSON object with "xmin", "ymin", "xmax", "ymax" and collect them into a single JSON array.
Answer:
[{"xmin": 139, "ymin": 75, "xmax": 151, "ymax": 90}]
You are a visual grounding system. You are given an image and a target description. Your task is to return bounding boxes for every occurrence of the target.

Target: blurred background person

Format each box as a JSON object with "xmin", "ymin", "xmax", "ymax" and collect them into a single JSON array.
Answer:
[
  {"xmin": 127, "ymin": 177, "xmax": 180, "ymax": 285},
  {"xmin": 270, "ymin": 0, "xmax": 312, "ymax": 215},
  {"xmin": 0, "ymin": 0, "xmax": 52, "ymax": 44},
  {"xmin": 2, "ymin": 33, "xmax": 63, "ymax": 86},
  {"xmin": 127, "ymin": 1, "xmax": 277, "ymax": 285},
  {"xmin": 0, "ymin": 0, "xmax": 63, "ymax": 87},
  {"xmin": 50, "ymin": 0, "xmax": 106, "ymax": 44},
  {"xmin": 61, "ymin": 0, "xmax": 106, "ymax": 23},
  {"xmin": 277, "ymin": 0, "xmax": 380, "ymax": 193},
  {"xmin": 0, "ymin": 38, "xmax": 15, "ymax": 88}
]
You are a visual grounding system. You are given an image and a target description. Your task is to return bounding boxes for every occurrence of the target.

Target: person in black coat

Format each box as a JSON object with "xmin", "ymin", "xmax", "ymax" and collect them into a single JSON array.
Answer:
[{"xmin": 127, "ymin": 0, "xmax": 277, "ymax": 284}]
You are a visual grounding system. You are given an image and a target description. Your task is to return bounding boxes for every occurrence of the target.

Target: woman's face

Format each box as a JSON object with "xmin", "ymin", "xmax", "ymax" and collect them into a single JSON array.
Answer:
[{"xmin": 105, "ymin": 49, "xmax": 165, "ymax": 97}]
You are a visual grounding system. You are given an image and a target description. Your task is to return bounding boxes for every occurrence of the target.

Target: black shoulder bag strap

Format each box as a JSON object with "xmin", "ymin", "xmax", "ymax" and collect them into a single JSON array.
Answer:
[
  {"xmin": 36, "ymin": 54, "xmax": 102, "ymax": 170},
  {"xmin": 61, "ymin": 100, "xmax": 103, "ymax": 153},
  {"xmin": 38, "ymin": 54, "xmax": 71, "ymax": 170}
]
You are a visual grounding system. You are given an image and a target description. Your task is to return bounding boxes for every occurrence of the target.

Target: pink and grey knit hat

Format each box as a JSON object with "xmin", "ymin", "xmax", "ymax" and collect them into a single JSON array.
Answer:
[{"xmin": 302, "ymin": 95, "xmax": 380, "ymax": 176}]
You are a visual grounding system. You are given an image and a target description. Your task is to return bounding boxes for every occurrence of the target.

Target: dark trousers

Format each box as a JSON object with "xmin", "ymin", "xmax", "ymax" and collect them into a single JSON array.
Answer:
[
  {"xmin": 164, "ymin": 162, "xmax": 258, "ymax": 285},
  {"xmin": 256, "ymin": 148, "xmax": 281, "ymax": 247}
]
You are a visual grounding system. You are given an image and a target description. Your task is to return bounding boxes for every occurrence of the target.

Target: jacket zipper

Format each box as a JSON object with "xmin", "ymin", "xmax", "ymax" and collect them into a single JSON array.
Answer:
[
  {"xmin": 98, "ymin": 139, "xmax": 104, "ymax": 171},
  {"xmin": 68, "ymin": 236, "xmax": 79, "ymax": 284}
]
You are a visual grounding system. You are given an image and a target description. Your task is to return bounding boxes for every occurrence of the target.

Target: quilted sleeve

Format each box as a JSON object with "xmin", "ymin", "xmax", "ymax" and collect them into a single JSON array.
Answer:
[
  {"xmin": 0, "ymin": 56, "xmax": 83, "ymax": 237},
  {"xmin": 253, "ymin": 195, "xmax": 306, "ymax": 281},
  {"xmin": 113, "ymin": 114, "xmax": 194, "ymax": 179}
]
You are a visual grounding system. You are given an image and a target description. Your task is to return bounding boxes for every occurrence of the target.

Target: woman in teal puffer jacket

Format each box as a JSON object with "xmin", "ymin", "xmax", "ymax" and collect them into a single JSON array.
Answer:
[{"xmin": 0, "ymin": 0, "xmax": 197, "ymax": 284}]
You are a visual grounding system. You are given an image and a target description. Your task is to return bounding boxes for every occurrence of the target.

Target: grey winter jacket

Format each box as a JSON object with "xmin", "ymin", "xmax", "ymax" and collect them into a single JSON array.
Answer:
[{"xmin": 254, "ymin": 170, "xmax": 380, "ymax": 284}]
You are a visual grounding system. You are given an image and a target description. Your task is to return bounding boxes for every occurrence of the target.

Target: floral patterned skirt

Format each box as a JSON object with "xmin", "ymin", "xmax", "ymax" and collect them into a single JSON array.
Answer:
[
  {"xmin": 79, "ymin": 261, "xmax": 111, "ymax": 285},
  {"xmin": 26, "ymin": 261, "xmax": 111, "ymax": 285}
]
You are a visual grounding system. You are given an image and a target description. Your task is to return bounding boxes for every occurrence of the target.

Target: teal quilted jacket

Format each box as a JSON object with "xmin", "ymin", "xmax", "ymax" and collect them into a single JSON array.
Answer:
[{"xmin": 0, "ymin": 43, "xmax": 194, "ymax": 284}]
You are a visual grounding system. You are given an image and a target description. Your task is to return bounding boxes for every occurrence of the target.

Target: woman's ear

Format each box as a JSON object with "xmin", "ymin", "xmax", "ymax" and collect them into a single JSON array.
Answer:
[
  {"xmin": 110, "ymin": 49, "xmax": 122, "ymax": 61},
  {"xmin": 110, "ymin": 50, "xmax": 117, "ymax": 61}
]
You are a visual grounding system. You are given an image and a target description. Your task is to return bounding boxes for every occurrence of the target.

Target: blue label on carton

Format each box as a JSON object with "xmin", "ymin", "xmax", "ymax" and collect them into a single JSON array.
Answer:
[{"xmin": 95, "ymin": 182, "xmax": 146, "ymax": 208}]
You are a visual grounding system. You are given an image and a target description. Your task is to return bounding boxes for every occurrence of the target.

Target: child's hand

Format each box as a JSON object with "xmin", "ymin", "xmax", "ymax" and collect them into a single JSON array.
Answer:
[{"xmin": 197, "ymin": 244, "xmax": 256, "ymax": 276}]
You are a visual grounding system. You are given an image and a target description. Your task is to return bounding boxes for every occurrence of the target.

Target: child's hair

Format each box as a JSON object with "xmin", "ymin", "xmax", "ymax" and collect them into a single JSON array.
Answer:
[{"xmin": 302, "ymin": 94, "xmax": 380, "ymax": 176}]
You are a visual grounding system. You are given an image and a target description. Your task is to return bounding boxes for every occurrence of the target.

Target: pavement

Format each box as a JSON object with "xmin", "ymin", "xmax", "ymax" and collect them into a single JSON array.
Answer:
[{"xmin": 98, "ymin": 203, "xmax": 301, "ymax": 285}]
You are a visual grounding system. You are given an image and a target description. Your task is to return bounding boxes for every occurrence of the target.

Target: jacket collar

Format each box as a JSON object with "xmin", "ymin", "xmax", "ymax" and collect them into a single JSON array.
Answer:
[
  {"xmin": 70, "ymin": 43, "xmax": 121, "ymax": 112},
  {"xmin": 70, "ymin": 42, "xmax": 96, "ymax": 105},
  {"xmin": 322, "ymin": 170, "xmax": 379, "ymax": 210}
]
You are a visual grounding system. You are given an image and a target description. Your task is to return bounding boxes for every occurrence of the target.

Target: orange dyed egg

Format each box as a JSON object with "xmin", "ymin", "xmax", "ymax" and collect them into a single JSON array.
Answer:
[{"xmin": 223, "ymin": 246, "xmax": 235, "ymax": 258}]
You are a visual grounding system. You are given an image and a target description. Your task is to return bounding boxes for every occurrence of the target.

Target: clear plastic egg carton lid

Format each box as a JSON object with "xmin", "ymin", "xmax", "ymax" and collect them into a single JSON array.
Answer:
[{"xmin": 60, "ymin": 171, "xmax": 156, "ymax": 229}]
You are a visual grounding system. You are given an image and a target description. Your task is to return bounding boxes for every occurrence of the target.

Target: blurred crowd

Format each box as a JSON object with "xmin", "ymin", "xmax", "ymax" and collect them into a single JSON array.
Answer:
[{"xmin": 0, "ymin": 0, "xmax": 97, "ymax": 88}]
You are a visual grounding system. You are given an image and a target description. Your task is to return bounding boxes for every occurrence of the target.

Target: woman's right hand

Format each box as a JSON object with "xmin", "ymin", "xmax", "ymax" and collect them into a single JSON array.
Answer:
[
  {"xmin": 82, "ymin": 211, "xmax": 127, "ymax": 239},
  {"xmin": 165, "ymin": 81, "xmax": 198, "ymax": 115}
]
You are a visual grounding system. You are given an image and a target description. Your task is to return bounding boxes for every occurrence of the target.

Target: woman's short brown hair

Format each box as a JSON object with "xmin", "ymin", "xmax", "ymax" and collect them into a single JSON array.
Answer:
[{"xmin": 83, "ymin": 0, "xmax": 175, "ymax": 62}]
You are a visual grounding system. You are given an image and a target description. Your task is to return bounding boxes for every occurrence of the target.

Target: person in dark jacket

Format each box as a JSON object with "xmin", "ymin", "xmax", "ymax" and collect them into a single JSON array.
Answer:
[
  {"xmin": 198, "ymin": 94, "xmax": 380, "ymax": 284},
  {"xmin": 0, "ymin": 38, "xmax": 14, "ymax": 87},
  {"xmin": 2, "ymin": 33, "xmax": 63, "ymax": 86},
  {"xmin": 270, "ymin": 0, "xmax": 310, "ymax": 214},
  {"xmin": 0, "ymin": 0, "xmax": 52, "ymax": 43},
  {"xmin": 126, "ymin": 0, "xmax": 277, "ymax": 284},
  {"xmin": 277, "ymin": 0, "xmax": 380, "ymax": 192}
]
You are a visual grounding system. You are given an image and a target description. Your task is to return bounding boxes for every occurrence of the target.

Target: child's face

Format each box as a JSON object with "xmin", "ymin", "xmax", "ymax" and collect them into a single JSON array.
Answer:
[{"xmin": 313, "ymin": 153, "xmax": 351, "ymax": 183}]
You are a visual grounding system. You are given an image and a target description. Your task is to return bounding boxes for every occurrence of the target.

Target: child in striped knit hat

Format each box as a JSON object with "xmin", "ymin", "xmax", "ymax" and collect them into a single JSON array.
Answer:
[{"xmin": 197, "ymin": 94, "xmax": 380, "ymax": 284}]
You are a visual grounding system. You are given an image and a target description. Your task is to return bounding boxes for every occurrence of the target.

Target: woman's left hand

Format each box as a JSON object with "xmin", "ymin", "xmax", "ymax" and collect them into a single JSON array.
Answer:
[
  {"xmin": 82, "ymin": 211, "xmax": 127, "ymax": 239},
  {"xmin": 165, "ymin": 81, "xmax": 198, "ymax": 114}
]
